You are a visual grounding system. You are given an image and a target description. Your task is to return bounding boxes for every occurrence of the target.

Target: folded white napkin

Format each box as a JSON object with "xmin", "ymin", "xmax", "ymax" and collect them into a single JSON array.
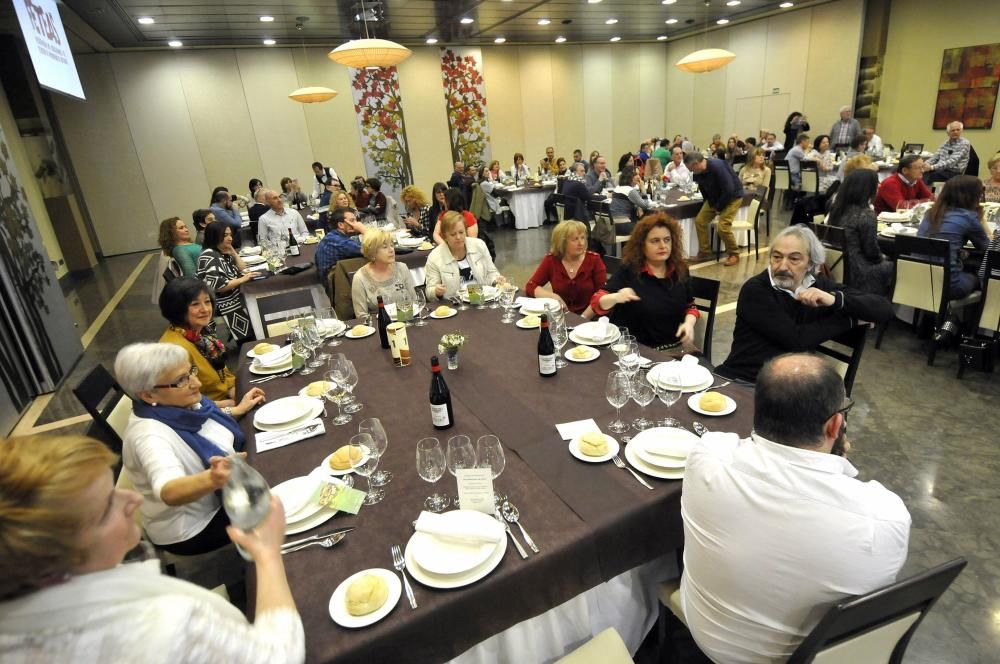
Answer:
[
  {"xmin": 680, "ymin": 354, "xmax": 699, "ymax": 367},
  {"xmin": 597, "ymin": 316, "xmax": 610, "ymax": 339},
  {"xmin": 556, "ymin": 418, "xmax": 600, "ymax": 441},
  {"xmin": 255, "ymin": 418, "xmax": 325, "ymax": 453},
  {"xmin": 245, "ymin": 263, "xmax": 269, "ymax": 273},
  {"xmin": 414, "ymin": 511, "xmax": 504, "ymax": 545},
  {"xmin": 253, "ymin": 345, "xmax": 292, "ymax": 368},
  {"xmin": 240, "ymin": 246, "xmax": 263, "ymax": 256},
  {"xmin": 641, "ymin": 429, "xmax": 697, "ymax": 459}
]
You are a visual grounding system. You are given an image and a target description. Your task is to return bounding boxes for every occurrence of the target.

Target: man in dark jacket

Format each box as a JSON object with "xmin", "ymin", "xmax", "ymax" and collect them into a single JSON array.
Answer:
[
  {"xmin": 686, "ymin": 153, "xmax": 745, "ymax": 266},
  {"xmin": 717, "ymin": 225, "xmax": 894, "ymax": 382}
]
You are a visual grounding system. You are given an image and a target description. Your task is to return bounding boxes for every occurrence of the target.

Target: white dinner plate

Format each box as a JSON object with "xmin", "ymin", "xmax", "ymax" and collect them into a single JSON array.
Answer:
[
  {"xmin": 565, "ymin": 345, "xmax": 600, "ymax": 363},
  {"xmin": 516, "ymin": 317, "xmax": 540, "ymax": 329},
  {"xmin": 253, "ymin": 399, "xmax": 324, "ymax": 432},
  {"xmin": 687, "ymin": 393, "xmax": 737, "ymax": 417},
  {"xmin": 345, "ymin": 325, "xmax": 376, "ymax": 339},
  {"xmin": 647, "ymin": 362, "xmax": 713, "ymax": 391},
  {"xmin": 298, "ymin": 380, "xmax": 333, "ymax": 399},
  {"xmin": 624, "ymin": 441, "xmax": 685, "ymax": 480},
  {"xmin": 519, "ymin": 298, "xmax": 559, "ymax": 315},
  {"xmin": 255, "ymin": 396, "xmax": 318, "ymax": 426},
  {"xmin": 568, "ymin": 433, "xmax": 620, "ymax": 463},
  {"xmin": 630, "ymin": 427, "xmax": 699, "ymax": 462},
  {"xmin": 430, "ymin": 307, "xmax": 458, "ymax": 319},
  {"xmin": 569, "ymin": 324, "xmax": 621, "ymax": 347},
  {"xmin": 246, "ymin": 343, "xmax": 283, "ymax": 358},
  {"xmin": 409, "ymin": 511, "xmax": 500, "ymax": 575},
  {"xmin": 877, "ymin": 211, "xmax": 914, "ymax": 222},
  {"xmin": 316, "ymin": 318, "xmax": 346, "ymax": 338},
  {"xmin": 318, "ymin": 446, "xmax": 372, "ymax": 477},
  {"xmin": 249, "ymin": 359, "xmax": 294, "ymax": 375},
  {"xmin": 398, "ymin": 237, "xmax": 423, "ymax": 248},
  {"xmin": 328, "ymin": 568, "xmax": 402, "ymax": 629},
  {"xmin": 404, "ymin": 526, "xmax": 507, "ymax": 589},
  {"xmin": 272, "ymin": 475, "xmax": 324, "ymax": 522},
  {"xmin": 285, "ymin": 505, "xmax": 339, "ymax": 535},
  {"xmin": 242, "ymin": 254, "xmax": 267, "ymax": 266}
]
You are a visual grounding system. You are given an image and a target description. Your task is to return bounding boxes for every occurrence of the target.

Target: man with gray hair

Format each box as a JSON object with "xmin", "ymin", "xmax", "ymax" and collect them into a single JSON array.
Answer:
[
  {"xmin": 686, "ymin": 152, "xmax": 745, "ymax": 266},
  {"xmin": 829, "ymin": 105, "xmax": 861, "ymax": 149},
  {"xmin": 258, "ymin": 189, "xmax": 308, "ymax": 245},
  {"xmin": 923, "ymin": 120, "xmax": 971, "ymax": 184},
  {"xmin": 717, "ymin": 224, "xmax": 893, "ymax": 381}
]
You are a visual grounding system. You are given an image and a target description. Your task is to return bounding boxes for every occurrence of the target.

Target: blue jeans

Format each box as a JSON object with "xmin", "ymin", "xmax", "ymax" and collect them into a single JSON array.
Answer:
[{"xmin": 319, "ymin": 190, "xmax": 332, "ymax": 207}]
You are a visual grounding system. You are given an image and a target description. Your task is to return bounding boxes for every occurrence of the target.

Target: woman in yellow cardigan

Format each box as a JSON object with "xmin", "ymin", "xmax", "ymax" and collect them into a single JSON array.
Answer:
[{"xmin": 159, "ymin": 276, "xmax": 263, "ymax": 408}]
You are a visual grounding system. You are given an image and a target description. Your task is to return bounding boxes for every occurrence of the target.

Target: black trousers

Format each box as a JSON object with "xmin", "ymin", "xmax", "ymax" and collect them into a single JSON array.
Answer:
[{"xmin": 158, "ymin": 506, "xmax": 232, "ymax": 556}]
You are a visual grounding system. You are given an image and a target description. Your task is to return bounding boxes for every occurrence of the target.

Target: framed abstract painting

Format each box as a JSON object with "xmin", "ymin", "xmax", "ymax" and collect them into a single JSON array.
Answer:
[{"xmin": 933, "ymin": 42, "xmax": 1000, "ymax": 130}]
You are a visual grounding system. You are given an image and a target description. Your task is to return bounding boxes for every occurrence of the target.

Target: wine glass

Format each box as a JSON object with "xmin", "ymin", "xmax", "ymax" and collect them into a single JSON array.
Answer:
[
  {"xmin": 412, "ymin": 289, "xmax": 428, "ymax": 327},
  {"xmin": 551, "ymin": 317, "xmax": 569, "ymax": 368},
  {"xmin": 605, "ymin": 370, "xmax": 632, "ymax": 435},
  {"xmin": 299, "ymin": 317, "xmax": 327, "ymax": 364},
  {"xmin": 499, "ymin": 284, "xmax": 518, "ymax": 323},
  {"xmin": 315, "ymin": 306, "xmax": 342, "ymax": 348},
  {"xmin": 620, "ymin": 340, "xmax": 642, "ymax": 378},
  {"xmin": 336, "ymin": 357, "xmax": 363, "ymax": 413},
  {"xmin": 416, "ymin": 437, "xmax": 449, "ymax": 512},
  {"xmin": 290, "ymin": 329, "xmax": 315, "ymax": 376},
  {"xmin": 349, "ymin": 433, "xmax": 383, "ymax": 505},
  {"xmin": 631, "ymin": 374, "xmax": 656, "ymax": 431},
  {"xmin": 221, "ymin": 454, "xmax": 272, "ymax": 561},
  {"xmin": 397, "ymin": 294, "xmax": 414, "ymax": 326},
  {"xmin": 446, "ymin": 434, "xmax": 477, "ymax": 505},
  {"xmin": 651, "ymin": 363, "xmax": 683, "ymax": 427},
  {"xmin": 359, "ymin": 418, "xmax": 392, "ymax": 486},
  {"xmin": 323, "ymin": 371, "xmax": 352, "ymax": 425},
  {"xmin": 476, "ymin": 434, "xmax": 507, "ymax": 505},
  {"xmin": 487, "ymin": 282, "xmax": 502, "ymax": 310}
]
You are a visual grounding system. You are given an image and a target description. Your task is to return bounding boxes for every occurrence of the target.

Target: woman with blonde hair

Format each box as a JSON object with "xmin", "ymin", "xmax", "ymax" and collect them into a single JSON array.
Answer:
[
  {"xmin": 738, "ymin": 147, "xmax": 772, "ymax": 194},
  {"xmin": 425, "ymin": 211, "xmax": 503, "ymax": 300},
  {"xmin": 590, "ymin": 212, "xmax": 699, "ymax": 351},
  {"xmin": 526, "ymin": 220, "xmax": 606, "ymax": 317},
  {"xmin": 351, "ymin": 229, "xmax": 417, "ymax": 317},
  {"xmin": 0, "ymin": 433, "xmax": 303, "ymax": 661},
  {"xmin": 400, "ymin": 185, "xmax": 433, "ymax": 237}
]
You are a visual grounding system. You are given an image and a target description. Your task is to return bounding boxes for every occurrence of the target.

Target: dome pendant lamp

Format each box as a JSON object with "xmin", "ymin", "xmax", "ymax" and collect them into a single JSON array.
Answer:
[
  {"xmin": 675, "ymin": 1, "xmax": 736, "ymax": 74},
  {"xmin": 289, "ymin": 18, "xmax": 337, "ymax": 104},
  {"xmin": 328, "ymin": 0, "xmax": 412, "ymax": 68}
]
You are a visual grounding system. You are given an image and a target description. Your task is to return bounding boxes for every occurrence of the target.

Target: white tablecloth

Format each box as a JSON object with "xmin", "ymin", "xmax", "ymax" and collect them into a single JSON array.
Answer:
[
  {"xmin": 659, "ymin": 201, "xmax": 753, "ymax": 257},
  {"xmin": 450, "ymin": 553, "xmax": 677, "ymax": 664},
  {"xmin": 509, "ymin": 188, "xmax": 553, "ymax": 230}
]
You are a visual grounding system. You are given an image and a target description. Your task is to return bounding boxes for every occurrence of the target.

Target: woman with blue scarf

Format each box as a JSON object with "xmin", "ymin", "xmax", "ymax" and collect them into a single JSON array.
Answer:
[{"xmin": 115, "ymin": 343, "xmax": 265, "ymax": 555}]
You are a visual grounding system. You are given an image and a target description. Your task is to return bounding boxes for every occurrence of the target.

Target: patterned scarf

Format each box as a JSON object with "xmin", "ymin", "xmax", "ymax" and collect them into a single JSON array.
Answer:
[{"xmin": 173, "ymin": 324, "xmax": 227, "ymax": 375}]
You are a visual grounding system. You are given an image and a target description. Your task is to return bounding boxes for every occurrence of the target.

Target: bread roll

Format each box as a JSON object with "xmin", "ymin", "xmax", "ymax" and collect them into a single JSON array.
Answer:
[
  {"xmin": 328, "ymin": 445, "xmax": 363, "ymax": 470},
  {"xmin": 699, "ymin": 391, "xmax": 726, "ymax": 412},
  {"xmin": 571, "ymin": 346, "xmax": 592, "ymax": 359},
  {"xmin": 345, "ymin": 574, "xmax": 389, "ymax": 616},
  {"xmin": 434, "ymin": 305, "xmax": 452, "ymax": 317},
  {"xmin": 305, "ymin": 381, "xmax": 330, "ymax": 397},
  {"xmin": 253, "ymin": 342, "xmax": 276, "ymax": 355},
  {"xmin": 522, "ymin": 315, "xmax": 540, "ymax": 327},
  {"xmin": 579, "ymin": 432, "xmax": 608, "ymax": 457},
  {"xmin": 350, "ymin": 325, "xmax": 369, "ymax": 337}
]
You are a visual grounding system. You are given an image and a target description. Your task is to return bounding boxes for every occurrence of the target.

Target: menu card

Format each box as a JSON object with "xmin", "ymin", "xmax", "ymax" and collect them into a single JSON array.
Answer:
[
  {"xmin": 556, "ymin": 419, "xmax": 600, "ymax": 441},
  {"xmin": 456, "ymin": 468, "xmax": 495, "ymax": 515}
]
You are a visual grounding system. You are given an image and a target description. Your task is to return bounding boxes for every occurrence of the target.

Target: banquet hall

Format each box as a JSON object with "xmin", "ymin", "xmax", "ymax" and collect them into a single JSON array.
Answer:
[{"xmin": 1, "ymin": 0, "xmax": 998, "ymax": 662}]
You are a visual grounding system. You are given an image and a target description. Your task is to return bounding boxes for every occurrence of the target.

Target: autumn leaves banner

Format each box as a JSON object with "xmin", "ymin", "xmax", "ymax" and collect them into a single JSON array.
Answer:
[{"xmin": 348, "ymin": 48, "xmax": 491, "ymax": 196}]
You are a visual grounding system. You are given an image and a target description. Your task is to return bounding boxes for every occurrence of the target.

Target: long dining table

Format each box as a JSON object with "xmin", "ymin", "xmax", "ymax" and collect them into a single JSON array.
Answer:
[{"xmin": 238, "ymin": 305, "xmax": 755, "ymax": 663}]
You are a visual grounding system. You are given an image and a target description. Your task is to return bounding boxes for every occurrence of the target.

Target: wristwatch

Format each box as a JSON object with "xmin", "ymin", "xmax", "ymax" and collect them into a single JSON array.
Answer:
[{"xmin": 224, "ymin": 406, "xmax": 233, "ymax": 417}]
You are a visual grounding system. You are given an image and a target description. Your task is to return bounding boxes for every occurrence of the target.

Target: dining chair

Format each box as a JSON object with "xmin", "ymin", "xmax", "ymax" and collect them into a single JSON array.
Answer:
[
  {"xmin": 787, "ymin": 558, "xmax": 966, "ymax": 664},
  {"xmin": 554, "ymin": 627, "xmax": 633, "ymax": 664},
  {"xmin": 816, "ymin": 324, "xmax": 869, "ymax": 397},
  {"xmin": 601, "ymin": 254, "xmax": 623, "ymax": 278},
  {"xmin": 711, "ymin": 193, "xmax": 763, "ymax": 261},
  {"xmin": 772, "ymin": 159, "xmax": 791, "ymax": 213},
  {"xmin": 332, "ymin": 257, "xmax": 368, "ymax": 320},
  {"xmin": 874, "ymin": 235, "xmax": 980, "ymax": 365},
  {"xmin": 800, "ymin": 161, "xmax": 820, "ymax": 195},
  {"xmin": 552, "ymin": 193, "xmax": 568, "ymax": 223},
  {"xmin": 72, "ymin": 363, "xmax": 132, "ymax": 461},
  {"xmin": 690, "ymin": 276, "xmax": 720, "ymax": 364},
  {"xmin": 810, "ymin": 223, "xmax": 848, "ymax": 284},
  {"xmin": 257, "ymin": 289, "xmax": 320, "ymax": 339},
  {"xmin": 958, "ymin": 249, "xmax": 1000, "ymax": 379}
]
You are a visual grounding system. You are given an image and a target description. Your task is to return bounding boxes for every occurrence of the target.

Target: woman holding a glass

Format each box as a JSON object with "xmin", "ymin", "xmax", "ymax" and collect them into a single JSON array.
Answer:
[
  {"xmin": 350, "ymin": 229, "xmax": 416, "ymax": 319},
  {"xmin": 425, "ymin": 212, "xmax": 504, "ymax": 301}
]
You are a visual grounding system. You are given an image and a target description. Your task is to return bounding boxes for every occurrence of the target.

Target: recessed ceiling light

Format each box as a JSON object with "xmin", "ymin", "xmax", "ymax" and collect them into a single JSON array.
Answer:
[
  {"xmin": 460, "ymin": 17, "xmax": 474, "ymax": 24},
  {"xmin": 538, "ymin": 18, "xmax": 551, "ymax": 25},
  {"xmin": 605, "ymin": 18, "xmax": 618, "ymax": 25},
  {"xmin": 727, "ymin": 0, "xmax": 741, "ymax": 6},
  {"xmin": 657, "ymin": 35, "xmax": 668, "ymax": 41},
  {"xmin": 494, "ymin": 37, "xmax": 506, "ymax": 43},
  {"xmin": 426, "ymin": 37, "xmax": 438, "ymax": 44},
  {"xmin": 588, "ymin": 0, "xmax": 603, "ymax": 4},
  {"xmin": 259, "ymin": 16, "xmax": 274, "ymax": 22},
  {"xmin": 168, "ymin": 40, "xmax": 183, "ymax": 48},
  {"xmin": 779, "ymin": 1, "xmax": 794, "ymax": 6},
  {"xmin": 137, "ymin": 17, "xmax": 154, "ymax": 25},
  {"xmin": 609, "ymin": 36, "xmax": 621, "ymax": 42},
  {"xmin": 665, "ymin": 18, "xmax": 678, "ymax": 24},
  {"xmin": 662, "ymin": 0, "xmax": 677, "ymax": 4},
  {"xmin": 263, "ymin": 39, "xmax": 276, "ymax": 45},
  {"xmin": 717, "ymin": 18, "xmax": 730, "ymax": 24},
  {"xmin": 555, "ymin": 36, "xmax": 567, "ymax": 43}
]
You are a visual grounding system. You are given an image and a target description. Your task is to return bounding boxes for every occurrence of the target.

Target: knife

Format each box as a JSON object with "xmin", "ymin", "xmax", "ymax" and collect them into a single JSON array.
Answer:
[{"xmin": 281, "ymin": 526, "xmax": 356, "ymax": 550}]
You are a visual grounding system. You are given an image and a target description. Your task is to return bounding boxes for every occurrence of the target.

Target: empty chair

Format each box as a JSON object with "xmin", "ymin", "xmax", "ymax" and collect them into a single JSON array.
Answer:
[
  {"xmin": 800, "ymin": 161, "xmax": 820, "ymax": 195},
  {"xmin": 256, "ymin": 288, "xmax": 320, "ymax": 339},
  {"xmin": 690, "ymin": 276, "xmax": 720, "ymax": 363},
  {"xmin": 816, "ymin": 325, "xmax": 870, "ymax": 396},
  {"xmin": 72, "ymin": 363, "xmax": 132, "ymax": 459}
]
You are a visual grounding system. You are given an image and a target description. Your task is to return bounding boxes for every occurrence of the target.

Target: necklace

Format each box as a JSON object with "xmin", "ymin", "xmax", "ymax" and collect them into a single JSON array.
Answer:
[{"xmin": 563, "ymin": 255, "xmax": 584, "ymax": 277}]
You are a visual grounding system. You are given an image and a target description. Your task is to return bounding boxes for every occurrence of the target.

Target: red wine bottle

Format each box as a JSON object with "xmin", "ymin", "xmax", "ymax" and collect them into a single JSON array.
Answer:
[
  {"xmin": 376, "ymin": 295, "xmax": 391, "ymax": 349},
  {"xmin": 287, "ymin": 228, "xmax": 300, "ymax": 256},
  {"xmin": 538, "ymin": 314, "xmax": 556, "ymax": 377},
  {"xmin": 429, "ymin": 356, "xmax": 454, "ymax": 429}
]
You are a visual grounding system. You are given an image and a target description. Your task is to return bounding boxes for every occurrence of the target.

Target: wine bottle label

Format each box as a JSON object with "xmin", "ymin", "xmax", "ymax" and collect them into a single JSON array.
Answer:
[
  {"xmin": 431, "ymin": 403, "xmax": 450, "ymax": 427},
  {"xmin": 539, "ymin": 354, "xmax": 557, "ymax": 375}
]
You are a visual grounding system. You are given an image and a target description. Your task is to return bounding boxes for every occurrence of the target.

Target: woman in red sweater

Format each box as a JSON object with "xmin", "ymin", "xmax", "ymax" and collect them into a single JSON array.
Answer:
[{"xmin": 526, "ymin": 220, "xmax": 606, "ymax": 317}]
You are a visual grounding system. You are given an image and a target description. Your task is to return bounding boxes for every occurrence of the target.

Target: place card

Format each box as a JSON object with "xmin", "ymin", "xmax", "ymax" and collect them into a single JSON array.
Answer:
[
  {"xmin": 556, "ymin": 418, "xmax": 600, "ymax": 441},
  {"xmin": 455, "ymin": 468, "xmax": 496, "ymax": 515}
]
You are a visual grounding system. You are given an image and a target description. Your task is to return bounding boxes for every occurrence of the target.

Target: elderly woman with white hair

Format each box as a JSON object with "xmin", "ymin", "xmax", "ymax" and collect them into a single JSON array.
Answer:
[
  {"xmin": 717, "ymin": 224, "xmax": 893, "ymax": 382},
  {"xmin": 351, "ymin": 229, "xmax": 417, "ymax": 318},
  {"xmin": 114, "ymin": 342, "xmax": 265, "ymax": 555}
]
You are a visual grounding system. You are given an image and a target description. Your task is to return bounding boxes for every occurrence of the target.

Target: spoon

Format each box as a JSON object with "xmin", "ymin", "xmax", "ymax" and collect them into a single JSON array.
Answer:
[
  {"xmin": 501, "ymin": 501, "xmax": 539, "ymax": 554},
  {"xmin": 692, "ymin": 422, "xmax": 709, "ymax": 437}
]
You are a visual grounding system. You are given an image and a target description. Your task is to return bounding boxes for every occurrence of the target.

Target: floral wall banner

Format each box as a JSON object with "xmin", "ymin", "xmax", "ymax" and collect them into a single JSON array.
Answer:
[
  {"xmin": 349, "ymin": 65, "xmax": 413, "ymax": 200},
  {"xmin": 439, "ymin": 47, "xmax": 491, "ymax": 169}
]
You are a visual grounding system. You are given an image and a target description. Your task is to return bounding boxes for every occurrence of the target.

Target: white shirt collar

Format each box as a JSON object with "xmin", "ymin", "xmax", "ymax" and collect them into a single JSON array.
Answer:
[
  {"xmin": 767, "ymin": 265, "xmax": 815, "ymax": 297},
  {"xmin": 750, "ymin": 432, "xmax": 858, "ymax": 478}
]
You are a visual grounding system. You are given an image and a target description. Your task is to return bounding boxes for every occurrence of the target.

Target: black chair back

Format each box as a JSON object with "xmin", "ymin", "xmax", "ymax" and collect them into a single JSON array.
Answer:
[
  {"xmin": 815, "ymin": 324, "xmax": 868, "ymax": 396},
  {"xmin": 787, "ymin": 558, "xmax": 966, "ymax": 664},
  {"xmin": 811, "ymin": 223, "xmax": 849, "ymax": 285},
  {"xmin": 601, "ymin": 254, "xmax": 623, "ymax": 278},
  {"xmin": 690, "ymin": 276, "xmax": 720, "ymax": 363},
  {"xmin": 900, "ymin": 142, "xmax": 923, "ymax": 155},
  {"xmin": 72, "ymin": 364, "xmax": 128, "ymax": 459},
  {"xmin": 561, "ymin": 180, "xmax": 591, "ymax": 221},
  {"xmin": 965, "ymin": 144, "xmax": 979, "ymax": 177},
  {"xmin": 256, "ymin": 289, "xmax": 319, "ymax": 338}
]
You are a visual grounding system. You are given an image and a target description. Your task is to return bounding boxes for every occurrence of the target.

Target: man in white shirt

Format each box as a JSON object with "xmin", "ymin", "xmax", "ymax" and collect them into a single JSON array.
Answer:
[
  {"xmin": 760, "ymin": 132, "xmax": 784, "ymax": 155},
  {"xmin": 681, "ymin": 353, "xmax": 911, "ymax": 663},
  {"xmin": 258, "ymin": 189, "xmax": 308, "ymax": 244},
  {"xmin": 863, "ymin": 126, "xmax": 883, "ymax": 157}
]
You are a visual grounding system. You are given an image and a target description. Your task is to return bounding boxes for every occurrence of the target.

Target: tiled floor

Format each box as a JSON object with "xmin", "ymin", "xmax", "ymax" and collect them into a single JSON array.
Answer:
[{"xmin": 25, "ymin": 215, "xmax": 1000, "ymax": 663}]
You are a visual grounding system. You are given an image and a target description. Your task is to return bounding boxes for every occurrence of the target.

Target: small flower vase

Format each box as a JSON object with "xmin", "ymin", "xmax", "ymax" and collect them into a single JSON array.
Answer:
[{"xmin": 446, "ymin": 348, "xmax": 459, "ymax": 370}]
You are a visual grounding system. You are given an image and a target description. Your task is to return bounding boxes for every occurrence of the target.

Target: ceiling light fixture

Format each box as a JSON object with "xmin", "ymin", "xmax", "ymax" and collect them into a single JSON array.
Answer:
[
  {"xmin": 588, "ymin": 0, "xmax": 603, "ymax": 4},
  {"xmin": 727, "ymin": 0, "xmax": 741, "ymax": 6},
  {"xmin": 665, "ymin": 18, "xmax": 678, "ymax": 24},
  {"xmin": 610, "ymin": 36, "xmax": 621, "ymax": 42},
  {"xmin": 328, "ymin": 0, "xmax": 411, "ymax": 69},
  {"xmin": 676, "ymin": 1, "xmax": 736, "ymax": 74},
  {"xmin": 290, "ymin": 18, "xmax": 337, "ymax": 104},
  {"xmin": 494, "ymin": 37, "xmax": 506, "ymax": 43},
  {"xmin": 168, "ymin": 40, "xmax": 182, "ymax": 48},
  {"xmin": 460, "ymin": 17, "xmax": 474, "ymax": 24},
  {"xmin": 605, "ymin": 18, "xmax": 618, "ymax": 25},
  {"xmin": 779, "ymin": 1, "xmax": 794, "ymax": 6},
  {"xmin": 263, "ymin": 39, "xmax": 276, "ymax": 45},
  {"xmin": 662, "ymin": 0, "xmax": 677, "ymax": 4},
  {"xmin": 259, "ymin": 16, "xmax": 274, "ymax": 22},
  {"xmin": 137, "ymin": 17, "xmax": 154, "ymax": 25},
  {"xmin": 426, "ymin": 38, "xmax": 438, "ymax": 44},
  {"xmin": 657, "ymin": 35, "xmax": 668, "ymax": 41},
  {"xmin": 555, "ymin": 36, "xmax": 567, "ymax": 43},
  {"xmin": 538, "ymin": 18, "xmax": 551, "ymax": 25}
]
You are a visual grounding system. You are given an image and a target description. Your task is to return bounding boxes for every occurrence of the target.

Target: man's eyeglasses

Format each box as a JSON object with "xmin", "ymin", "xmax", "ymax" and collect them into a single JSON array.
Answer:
[
  {"xmin": 828, "ymin": 398, "xmax": 855, "ymax": 421},
  {"xmin": 154, "ymin": 365, "xmax": 199, "ymax": 390}
]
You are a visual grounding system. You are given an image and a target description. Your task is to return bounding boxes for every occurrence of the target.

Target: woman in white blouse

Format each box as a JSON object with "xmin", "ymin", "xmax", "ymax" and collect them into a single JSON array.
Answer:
[
  {"xmin": 808, "ymin": 134, "xmax": 839, "ymax": 193},
  {"xmin": 510, "ymin": 152, "xmax": 530, "ymax": 183},
  {"xmin": 0, "ymin": 433, "xmax": 304, "ymax": 663},
  {"xmin": 425, "ymin": 211, "xmax": 505, "ymax": 300},
  {"xmin": 115, "ymin": 342, "xmax": 263, "ymax": 555}
]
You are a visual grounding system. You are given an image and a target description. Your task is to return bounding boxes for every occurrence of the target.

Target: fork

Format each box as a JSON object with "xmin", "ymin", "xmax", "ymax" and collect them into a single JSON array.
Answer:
[
  {"xmin": 391, "ymin": 545, "xmax": 418, "ymax": 609},
  {"xmin": 612, "ymin": 455, "xmax": 654, "ymax": 490},
  {"xmin": 696, "ymin": 380, "xmax": 731, "ymax": 394},
  {"xmin": 249, "ymin": 367, "xmax": 296, "ymax": 384}
]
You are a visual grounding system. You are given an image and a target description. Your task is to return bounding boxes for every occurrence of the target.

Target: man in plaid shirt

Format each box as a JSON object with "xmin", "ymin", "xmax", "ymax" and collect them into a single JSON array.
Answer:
[
  {"xmin": 923, "ymin": 121, "xmax": 971, "ymax": 184},
  {"xmin": 829, "ymin": 105, "xmax": 861, "ymax": 149}
]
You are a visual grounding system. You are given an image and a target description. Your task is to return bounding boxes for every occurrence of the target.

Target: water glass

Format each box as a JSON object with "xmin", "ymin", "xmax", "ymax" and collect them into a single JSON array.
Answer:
[
  {"xmin": 416, "ymin": 437, "xmax": 449, "ymax": 512},
  {"xmin": 315, "ymin": 306, "xmax": 342, "ymax": 348},
  {"xmin": 606, "ymin": 371, "xmax": 632, "ymax": 435},
  {"xmin": 499, "ymin": 284, "xmax": 518, "ymax": 323},
  {"xmin": 349, "ymin": 433, "xmax": 383, "ymax": 505},
  {"xmin": 551, "ymin": 317, "xmax": 569, "ymax": 368},
  {"xmin": 632, "ymin": 375, "xmax": 656, "ymax": 431},
  {"xmin": 290, "ymin": 329, "xmax": 314, "ymax": 376},
  {"xmin": 397, "ymin": 296, "xmax": 414, "ymax": 324},
  {"xmin": 323, "ymin": 372, "xmax": 352, "ymax": 426},
  {"xmin": 360, "ymin": 417, "xmax": 392, "ymax": 486},
  {"xmin": 476, "ymin": 434, "xmax": 507, "ymax": 505},
  {"xmin": 412, "ymin": 289, "xmax": 429, "ymax": 327},
  {"xmin": 336, "ymin": 357, "xmax": 363, "ymax": 413},
  {"xmin": 651, "ymin": 363, "xmax": 682, "ymax": 427}
]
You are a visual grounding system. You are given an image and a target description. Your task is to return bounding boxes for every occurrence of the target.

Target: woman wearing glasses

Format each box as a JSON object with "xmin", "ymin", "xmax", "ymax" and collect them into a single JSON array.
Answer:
[{"xmin": 114, "ymin": 342, "xmax": 264, "ymax": 555}]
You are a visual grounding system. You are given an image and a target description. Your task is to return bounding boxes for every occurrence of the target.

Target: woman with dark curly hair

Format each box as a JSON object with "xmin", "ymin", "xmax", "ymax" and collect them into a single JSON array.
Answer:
[
  {"xmin": 590, "ymin": 212, "xmax": 700, "ymax": 351},
  {"xmin": 158, "ymin": 216, "xmax": 201, "ymax": 277}
]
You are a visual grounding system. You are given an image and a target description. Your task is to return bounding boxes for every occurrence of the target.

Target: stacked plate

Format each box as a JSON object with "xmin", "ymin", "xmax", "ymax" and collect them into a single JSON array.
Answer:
[
  {"xmin": 624, "ymin": 427, "xmax": 699, "ymax": 480},
  {"xmin": 647, "ymin": 361, "xmax": 713, "ymax": 393},
  {"xmin": 518, "ymin": 297, "xmax": 559, "ymax": 316},
  {"xmin": 242, "ymin": 254, "xmax": 267, "ymax": 266},
  {"xmin": 249, "ymin": 346, "xmax": 294, "ymax": 375},
  {"xmin": 253, "ymin": 396, "xmax": 324, "ymax": 432},
  {"xmin": 569, "ymin": 321, "xmax": 621, "ymax": 347},
  {"xmin": 876, "ymin": 211, "xmax": 913, "ymax": 223},
  {"xmin": 272, "ymin": 474, "xmax": 343, "ymax": 535},
  {"xmin": 316, "ymin": 317, "xmax": 346, "ymax": 339},
  {"xmin": 459, "ymin": 285, "xmax": 498, "ymax": 303},
  {"xmin": 398, "ymin": 236, "xmax": 424, "ymax": 248},
  {"xmin": 403, "ymin": 511, "xmax": 508, "ymax": 588}
]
